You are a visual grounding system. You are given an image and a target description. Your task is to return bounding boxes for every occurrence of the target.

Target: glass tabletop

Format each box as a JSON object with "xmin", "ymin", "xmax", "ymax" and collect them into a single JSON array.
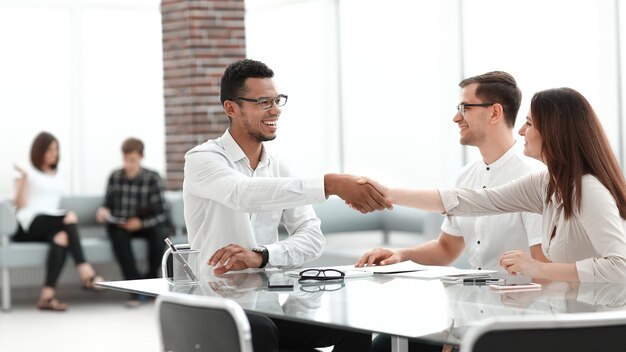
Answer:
[{"xmin": 97, "ymin": 270, "xmax": 626, "ymax": 346}]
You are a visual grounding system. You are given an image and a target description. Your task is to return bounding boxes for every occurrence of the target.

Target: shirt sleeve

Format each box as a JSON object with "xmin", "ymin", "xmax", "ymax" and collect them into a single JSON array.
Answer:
[
  {"xmin": 103, "ymin": 173, "xmax": 115, "ymax": 209},
  {"xmin": 264, "ymin": 205, "xmax": 325, "ymax": 267},
  {"xmin": 184, "ymin": 150, "xmax": 326, "ymax": 213},
  {"xmin": 439, "ymin": 171, "xmax": 546, "ymax": 217},
  {"xmin": 521, "ymin": 211, "xmax": 543, "ymax": 246},
  {"xmin": 141, "ymin": 172, "xmax": 168, "ymax": 228},
  {"xmin": 574, "ymin": 177, "xmax": 626, "ymax": 283}
]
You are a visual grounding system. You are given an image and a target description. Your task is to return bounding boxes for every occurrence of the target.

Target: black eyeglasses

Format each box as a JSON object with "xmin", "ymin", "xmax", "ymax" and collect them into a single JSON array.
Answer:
[
  {"xmin": 298, "ymin": 269, "xmax": 345, "ymax": 281},
  {"xmin": 236, "ymin": 94, "xmax": 288, "ymax": 110},
  {"xmin": 456, "ymin": 102, "xmax": 495, "ymax": 116}
]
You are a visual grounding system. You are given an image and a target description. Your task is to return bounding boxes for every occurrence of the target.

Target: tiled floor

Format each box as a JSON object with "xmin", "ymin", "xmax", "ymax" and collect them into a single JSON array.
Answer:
[{"xmin": 0, "ymin": 232, "xmax": 426, "ymax": 352}]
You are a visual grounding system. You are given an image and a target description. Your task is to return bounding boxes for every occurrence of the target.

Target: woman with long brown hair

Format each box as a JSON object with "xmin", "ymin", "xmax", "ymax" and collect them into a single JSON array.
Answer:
[
  {"xmin": 14, "ymin": 132, "xmax": 104, "ymax": 311},
  {"xmin": 358, "ymin": 87, "xmax": 626, "ymax": 283}
]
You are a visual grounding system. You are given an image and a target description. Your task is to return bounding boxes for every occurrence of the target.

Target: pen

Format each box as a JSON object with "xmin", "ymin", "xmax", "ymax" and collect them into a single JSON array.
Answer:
[
  {"xmin": 462, "ymin": 278, "xmax": 504, "ymax": 284},
  {"xmin": 164, "ymin": 238, "xmax": 198, "ymax": 282}
]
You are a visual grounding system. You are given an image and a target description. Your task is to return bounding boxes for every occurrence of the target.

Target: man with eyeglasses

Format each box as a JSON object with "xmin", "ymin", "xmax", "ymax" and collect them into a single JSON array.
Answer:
[
  {"xmin": 183, "ymin": 59, "xmax": 381, "ymax": 352},
  {"xmin": 356, "ymin": 71, "xmax": 549, "ymax": 352}
]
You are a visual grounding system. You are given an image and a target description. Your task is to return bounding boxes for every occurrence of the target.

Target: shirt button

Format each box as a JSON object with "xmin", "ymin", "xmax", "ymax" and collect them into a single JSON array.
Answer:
[
  {"xmin": 477, "ymin": 240, "xmax": 481, "ymax": 244},
  {"xmin": 482, "ymin": 186, "xmax": 486, "ymax": 189},
  {"xmin": 486, "ymin": 167, "xmax": 490, "ymax": 171},
  {"xmin": 478, "ymin": 267, "xmax": 482, "ymax": 270}
]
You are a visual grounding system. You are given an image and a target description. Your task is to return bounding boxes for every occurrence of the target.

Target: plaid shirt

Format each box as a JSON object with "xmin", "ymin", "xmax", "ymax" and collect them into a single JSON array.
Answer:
[{"xmin": 103, "ymin": 167, "xmax": 167, "ymax": 228}]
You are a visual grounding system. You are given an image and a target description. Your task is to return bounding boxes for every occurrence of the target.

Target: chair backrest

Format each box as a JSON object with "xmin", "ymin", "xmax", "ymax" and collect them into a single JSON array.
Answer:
[
  {"xmin": 460, "ymin": 312, "xmax": 626, "ymax": 352},
  {"xmin": 156, "ymin": 293, "xmax": 253, "ymax": 352},
  {"xmin": 161, "ymin": 243, "xmax": 191, "ymax": 279},
  {"xmin": 0, "ymin": 200, "xmax": 17, "ymax": 245}
]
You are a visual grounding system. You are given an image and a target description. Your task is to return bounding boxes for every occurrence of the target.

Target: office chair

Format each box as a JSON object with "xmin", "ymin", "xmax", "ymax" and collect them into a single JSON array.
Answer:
[
  {"xmin": 161, "ymin": 243, "xmax": 191, "ymax": 280},
  {"xmin": 157, "ymin": 292, "xmax": 253, "ymax": 352},
  {"xmin": 460, "ymin": 311, "xmax": 626, "ymax": 352}
]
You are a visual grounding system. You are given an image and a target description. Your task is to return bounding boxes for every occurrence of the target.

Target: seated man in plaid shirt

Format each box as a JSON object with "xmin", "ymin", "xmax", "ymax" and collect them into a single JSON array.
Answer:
[{"xmin": 96, "ymin": 138, "xmax": 167, "ymax": 291}]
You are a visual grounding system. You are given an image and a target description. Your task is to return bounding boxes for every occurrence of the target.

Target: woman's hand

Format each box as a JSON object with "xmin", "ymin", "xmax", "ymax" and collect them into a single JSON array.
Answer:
[
  {"xmin": 13, "ymin": 164, "xmax": 27, "ymax": 180},
  {"xmin": 500, "ymin": 249, "xmax": 543, "ymax": 277}
]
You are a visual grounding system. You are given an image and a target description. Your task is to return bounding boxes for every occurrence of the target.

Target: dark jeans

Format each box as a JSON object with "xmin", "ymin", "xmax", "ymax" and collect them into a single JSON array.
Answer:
[
  {"xmin": 14, "ymin": 215, "xmax": 87, "ymax": 288},
  {"xmin": 372, "ymin": 334, "xmax": 451, "ymax": 352},
  {"xmin": 107, "ymin": 224, "xmax": 165, "ymax": 280},
  {"xmin": 247, "ymin": 313, "xmax": 372, "ymax": 352}
]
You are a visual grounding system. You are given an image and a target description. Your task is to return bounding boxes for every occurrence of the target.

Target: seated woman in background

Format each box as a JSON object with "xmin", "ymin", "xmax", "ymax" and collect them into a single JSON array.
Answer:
[
  {"xmin": 14, "ymin": 131, "xmax": 104, "ymax": 311},
  {"xmin": 360, "ymin": 87, "xmax": 626, "ymax": 283}
]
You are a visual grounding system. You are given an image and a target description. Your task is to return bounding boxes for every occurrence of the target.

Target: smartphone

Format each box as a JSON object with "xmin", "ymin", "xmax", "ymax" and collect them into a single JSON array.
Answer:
[
  {"xmin": 488, "ymin": 282, "xmax": 542, "ymax": 291},
  {"xmin": 267, "ymin": 283, "xmax": 294, "ymax": 291}
]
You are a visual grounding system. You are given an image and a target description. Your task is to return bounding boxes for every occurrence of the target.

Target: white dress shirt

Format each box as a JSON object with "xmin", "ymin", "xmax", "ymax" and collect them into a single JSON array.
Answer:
[
  {"xmin": 183, "ymin": 130, "xmax": 327, "ymax": 278},
  {"xmin": 440, "ymin": 171, "xmax": 626, "ymax": 283},
  {"xmin": 441, "ymin": 143, "xmax": 543, "ymax": 271}
]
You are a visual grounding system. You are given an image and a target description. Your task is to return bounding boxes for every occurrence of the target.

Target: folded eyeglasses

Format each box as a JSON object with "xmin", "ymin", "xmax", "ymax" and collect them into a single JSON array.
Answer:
[{"xmin": 298, "ymin": 268, "xmax": 345, "ymax": 281}]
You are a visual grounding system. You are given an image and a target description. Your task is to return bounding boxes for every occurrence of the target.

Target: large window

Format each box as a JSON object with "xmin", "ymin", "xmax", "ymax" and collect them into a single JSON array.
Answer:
[
  {"xmin": 0, "ymin": 0, "xmax": 164, "ymax": 197},
  {"xmin": 246, "ymin": 0, "xmax": 626, "ymax": 189}
]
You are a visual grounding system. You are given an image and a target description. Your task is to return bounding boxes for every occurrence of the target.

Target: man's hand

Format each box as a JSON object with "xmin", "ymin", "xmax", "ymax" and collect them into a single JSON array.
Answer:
[
  {"xmin": 324, "ymin": 174, "xmax": 392, "ymax": 213},
  {"xmin": 209, "ymin": 244, "xmax": 263, "ymax": 275},
  {"xmin": 120, "ymin": 217, "xmax": 142, "ymax": 232},
  {"xmin": 500, "ymin": 249, "xmax": 542, "ymax": 277},
  {"xmin": 95, "ymin": 207, "xmax": 110, "ymax": 224},
  {"xmin": 355, "ymin": 247, "xmax": 402, "ymax": 267}
]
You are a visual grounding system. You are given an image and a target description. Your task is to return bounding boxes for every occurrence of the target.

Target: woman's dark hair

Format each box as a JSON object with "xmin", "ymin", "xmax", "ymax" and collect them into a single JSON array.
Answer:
[
  {"xmin": 220, "ymin": 59, "xmax": 274, "ymax": 107},
  {"xmin": 531, "ymin": 87, "xmax": 626, "ymax": 219},
  {"xmin": 30, "ymin": 131, "xmax": 59, "ymax": 171}
]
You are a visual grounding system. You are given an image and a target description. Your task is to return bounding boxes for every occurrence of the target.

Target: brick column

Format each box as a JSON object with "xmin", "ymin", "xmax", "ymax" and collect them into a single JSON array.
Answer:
[{"xmin": 161, "ymin": 0, "xmax": 245, "ymax": 190}]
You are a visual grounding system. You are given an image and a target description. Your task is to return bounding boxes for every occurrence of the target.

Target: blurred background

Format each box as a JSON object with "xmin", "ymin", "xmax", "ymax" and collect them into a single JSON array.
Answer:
[{"xmin": 2, "ymin": 0, "xmax": 626, "ymax": 199}]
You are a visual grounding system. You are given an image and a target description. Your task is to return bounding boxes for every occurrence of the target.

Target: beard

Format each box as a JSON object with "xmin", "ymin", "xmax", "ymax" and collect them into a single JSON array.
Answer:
[
  {"xmin": 241, "ymin": 111, "xmax": 277, "ymax": 142},
  {"xmin": 250, "ymin": 131, "xmax": 276, "ymax": 142}
]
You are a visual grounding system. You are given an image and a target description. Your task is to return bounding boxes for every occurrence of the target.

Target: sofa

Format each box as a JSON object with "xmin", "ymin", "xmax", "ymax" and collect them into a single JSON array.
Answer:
[
  {"xmin": 0, "ymin": 193, "xmax": 187, "ymax": 311},
  {"xmin": 0, "ymin": 194, "xmax": 439, "ymax": 311}
]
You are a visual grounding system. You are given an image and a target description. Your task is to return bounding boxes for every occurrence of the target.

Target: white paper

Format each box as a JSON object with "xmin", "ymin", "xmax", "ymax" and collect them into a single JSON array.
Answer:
[{"xmin": 397, "ymin": 267, "xmax": 496, "ymax": 279}]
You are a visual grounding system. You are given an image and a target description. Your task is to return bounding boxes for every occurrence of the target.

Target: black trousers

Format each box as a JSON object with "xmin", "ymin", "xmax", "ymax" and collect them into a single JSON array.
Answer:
[
  {"xmin": 107, "ymin": 224, "xmax": 165, "ymax": 280},
  {"xmin": 247, "ymin": 313, "xmax": 372, "ymax": 352},
  {"xmin": 13, "ymin": 215, "xmax": 87, "ymax": 288}
]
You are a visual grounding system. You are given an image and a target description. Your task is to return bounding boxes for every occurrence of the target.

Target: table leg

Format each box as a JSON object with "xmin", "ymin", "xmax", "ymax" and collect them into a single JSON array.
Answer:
[{"xmin": 391, "ymin": 335, "xmax": 408, "ymax": 352}]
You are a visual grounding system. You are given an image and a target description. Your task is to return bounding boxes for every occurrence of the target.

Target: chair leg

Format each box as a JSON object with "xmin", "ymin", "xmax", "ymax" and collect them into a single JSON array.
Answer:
[
  {"xmin": 1, "ymin": 267, "xmax": 10, "ymax": 311},
  {"xmin": 382, "ymin": 229, "xmax": 390, "ymax": 245}
]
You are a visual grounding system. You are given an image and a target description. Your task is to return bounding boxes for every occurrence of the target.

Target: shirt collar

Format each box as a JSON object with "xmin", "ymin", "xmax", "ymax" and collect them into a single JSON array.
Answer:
[
  {"xmin": 483, "ymin": 141, "xmax": 519, "ymax": 170},
  {"xmin": 219, "ymin": 129, "xmax": 271, "ymax": 167}
]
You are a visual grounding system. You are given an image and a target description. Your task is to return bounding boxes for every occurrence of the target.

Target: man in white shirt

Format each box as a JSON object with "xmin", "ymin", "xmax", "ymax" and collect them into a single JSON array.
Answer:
[
  {"xmin": 355, "ymin": 71, "xmax": 549, "ymax": 352},
  {"xmin": 184, "ymin": 59, "xmax": 386, "ymax": 352}
]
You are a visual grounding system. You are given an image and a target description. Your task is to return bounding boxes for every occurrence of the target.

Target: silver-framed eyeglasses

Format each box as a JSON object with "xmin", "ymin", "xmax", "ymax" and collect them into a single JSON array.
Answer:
[
  {"xmin": 237, "ymin": 94, "xmax": 288, "ymax": 110},
  {"xmin": 456, "ymin": 102, "xmax": 495, "ymax": 116}
]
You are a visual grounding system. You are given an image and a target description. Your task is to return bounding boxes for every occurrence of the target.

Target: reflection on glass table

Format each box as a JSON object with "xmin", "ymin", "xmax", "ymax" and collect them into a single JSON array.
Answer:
[{"xmin": 96, "ymin": 270, "xmax": 626, "ymax": 348}]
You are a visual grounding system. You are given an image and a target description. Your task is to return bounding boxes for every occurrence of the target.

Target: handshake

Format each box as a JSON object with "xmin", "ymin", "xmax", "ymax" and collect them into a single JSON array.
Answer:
[{"xmin": 323, "ymin": 173, "xmax": 392, "ymax": 214}]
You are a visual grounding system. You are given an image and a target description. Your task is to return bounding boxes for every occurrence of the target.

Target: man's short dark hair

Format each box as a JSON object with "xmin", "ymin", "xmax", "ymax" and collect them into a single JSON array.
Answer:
[
  {"xmin": 220, "ymin": 59, "xmax": 274, "ymax": 107},
  {"xmin": 122, "ymin": 137, "xmax": 144, "ymax": 156},
  {"xmin": 459, "ymin": 71, "xmax": 522, "ymax": 128}
]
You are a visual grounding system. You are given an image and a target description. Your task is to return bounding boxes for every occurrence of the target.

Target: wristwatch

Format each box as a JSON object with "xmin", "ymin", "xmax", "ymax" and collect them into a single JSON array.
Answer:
[{"xmin": 252, "ymin": 246, "xmax": 269, "ymax": 268}]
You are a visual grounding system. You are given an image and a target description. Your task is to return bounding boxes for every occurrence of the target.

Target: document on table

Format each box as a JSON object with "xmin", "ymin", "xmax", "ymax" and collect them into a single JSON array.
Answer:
[
  {"xmin": 285, "ymin": 265, "xmax": 373, "ymax": 279},
  {"xmin": 287, "ymin": 261, "xmax": 496, "ymax": 280},
  {"xmin": 397, "ymin": 267, "xmax": 496, "ymax": 279},
  {"xmin": 286, "ymin": 261, "xmax": 429, "ymax": 279}
]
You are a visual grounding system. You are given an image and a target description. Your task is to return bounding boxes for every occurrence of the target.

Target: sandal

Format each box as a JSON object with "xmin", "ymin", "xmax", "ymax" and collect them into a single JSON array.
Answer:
[
  {"xmin": 37, "ymin": 297, "xmax": 68, "ymax": 312},
  {"xmin": 81, "ymin": 274, "xmax": 105, "ymax": 291}
]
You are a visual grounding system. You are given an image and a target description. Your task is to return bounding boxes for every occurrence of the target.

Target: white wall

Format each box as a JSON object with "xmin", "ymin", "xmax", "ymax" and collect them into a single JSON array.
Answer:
[{"xmin": 0, "ymin": 0, "xmax": 165, "ymax": 198}]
